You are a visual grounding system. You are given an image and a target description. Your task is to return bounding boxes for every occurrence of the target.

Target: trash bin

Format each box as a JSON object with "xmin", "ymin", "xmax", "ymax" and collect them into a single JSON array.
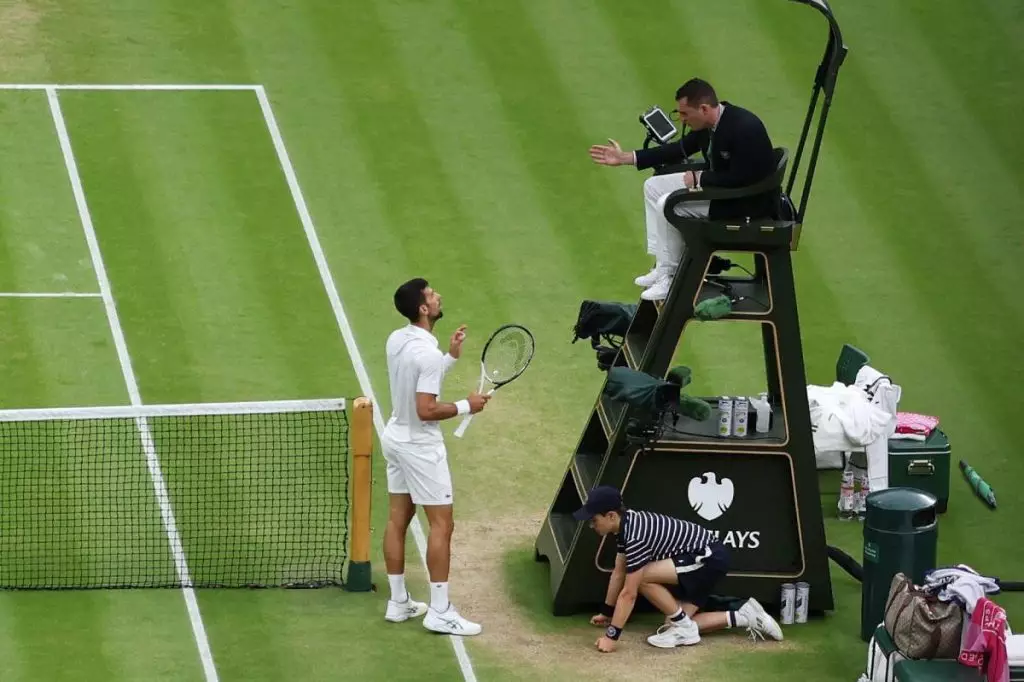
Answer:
[{"xmin": 860, "ymin": 487, "xmax": 938, "ymax": 641}]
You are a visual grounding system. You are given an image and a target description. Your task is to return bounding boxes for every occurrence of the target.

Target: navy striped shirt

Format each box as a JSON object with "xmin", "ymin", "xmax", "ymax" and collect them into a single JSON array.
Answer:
[{"xmin": 616, "ymin": 509, "xmax": 716, "ymax": 573}]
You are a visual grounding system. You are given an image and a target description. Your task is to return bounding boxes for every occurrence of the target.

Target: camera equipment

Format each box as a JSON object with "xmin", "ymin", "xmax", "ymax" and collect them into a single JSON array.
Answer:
[{"xmin": 603, "ymin": 366, "xmax": 681, "ymax": 446}]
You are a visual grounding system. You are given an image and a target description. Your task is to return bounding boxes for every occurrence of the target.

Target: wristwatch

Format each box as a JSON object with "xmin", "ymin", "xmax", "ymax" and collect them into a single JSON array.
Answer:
[{"xmin": 605, "ymin": 625, "xmax": 622, "ymax": 640}]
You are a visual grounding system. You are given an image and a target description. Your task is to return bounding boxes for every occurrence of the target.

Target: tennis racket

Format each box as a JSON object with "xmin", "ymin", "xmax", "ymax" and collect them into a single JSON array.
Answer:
[{"xmin": 453, "ymin": 324, "xmax": 535, "ymax": 438}]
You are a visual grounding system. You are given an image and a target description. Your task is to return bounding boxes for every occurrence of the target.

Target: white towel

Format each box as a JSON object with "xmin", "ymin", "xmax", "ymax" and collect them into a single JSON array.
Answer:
[
  {"xmin": 922, "ymin": 565, "xmax": 1001, "ymax": 614},
  {"xmin": 1008, "ymin": 634, "xmax": 1024, "ymax": 666}
]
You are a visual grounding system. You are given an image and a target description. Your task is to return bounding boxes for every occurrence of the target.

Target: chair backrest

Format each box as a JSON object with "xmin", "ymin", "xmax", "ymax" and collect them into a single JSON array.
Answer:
[{"xmin": 836, "ymin": 344, "xmax": 870, "ymax": 385}]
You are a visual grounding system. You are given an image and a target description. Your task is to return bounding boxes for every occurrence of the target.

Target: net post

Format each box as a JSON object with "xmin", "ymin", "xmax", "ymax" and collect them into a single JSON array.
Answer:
[{"xmin": 345, "ymin": 396, "xmax": 373, "ymax": 591}]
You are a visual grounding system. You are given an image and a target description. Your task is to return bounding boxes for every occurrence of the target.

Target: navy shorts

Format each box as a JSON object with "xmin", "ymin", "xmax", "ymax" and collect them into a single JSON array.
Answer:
[{"xmin": 672, "ymin": 542, "xmax": 730, "ymax": 608}]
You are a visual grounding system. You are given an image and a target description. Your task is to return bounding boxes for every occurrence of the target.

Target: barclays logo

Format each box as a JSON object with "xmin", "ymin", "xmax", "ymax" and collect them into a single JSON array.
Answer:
[{"xmin": 687, "ymin": 472, "xmax": 734, "ymax": 521}]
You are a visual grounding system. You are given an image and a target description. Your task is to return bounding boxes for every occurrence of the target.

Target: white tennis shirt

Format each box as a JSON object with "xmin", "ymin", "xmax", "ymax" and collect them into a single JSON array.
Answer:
[{"xmin": 383, "ymin": 324, "xmax": 457, "ymax": 445}]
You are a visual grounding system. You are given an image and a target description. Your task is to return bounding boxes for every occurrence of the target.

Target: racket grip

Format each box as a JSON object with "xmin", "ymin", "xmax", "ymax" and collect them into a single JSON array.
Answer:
[
  {"xmin": 453, "ymin": 413, "xmax": 474, "ymax": 438},
  {"xmin": 453, "ymin": 387, "xmax": 495, "ymax": 439}
]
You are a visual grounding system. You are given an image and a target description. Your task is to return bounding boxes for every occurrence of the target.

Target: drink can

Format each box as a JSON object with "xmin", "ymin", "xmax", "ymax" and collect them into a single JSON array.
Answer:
[
  {"xmin": 795, "ymin": 582, "xmax": 810, "ymax": 623},
  {"xmin": 780, "ymin": 583, "xmax": 795, "ymax": 625},
  {"xmin": 717, "ymin": 397, "xmax": 733, "ymax": 437},
  {"xmin": 732, "ymin": 397, "xmax": 749, "ymax": 437}
]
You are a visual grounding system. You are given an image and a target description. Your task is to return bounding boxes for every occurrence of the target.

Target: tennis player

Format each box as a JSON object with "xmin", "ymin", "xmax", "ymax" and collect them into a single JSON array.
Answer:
[
  {"xmin": 381, "ymin": 277, "xmax": 489, "ymax": 636},
  {"xmin": 576, "ymin": 486, "xmax": 783, "ymax": 652}
]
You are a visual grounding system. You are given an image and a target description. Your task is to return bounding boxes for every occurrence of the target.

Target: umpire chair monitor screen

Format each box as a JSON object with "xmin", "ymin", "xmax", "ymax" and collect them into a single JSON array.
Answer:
[{"xmin": 641, "ymin": 106, "xmax": 677, "ymax": 144}]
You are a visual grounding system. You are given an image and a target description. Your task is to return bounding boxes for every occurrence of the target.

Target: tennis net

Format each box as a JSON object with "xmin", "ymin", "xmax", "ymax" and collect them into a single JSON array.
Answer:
[{"xmin": 0, "ymin": 398, "xmax": 351, "ymax": 590}]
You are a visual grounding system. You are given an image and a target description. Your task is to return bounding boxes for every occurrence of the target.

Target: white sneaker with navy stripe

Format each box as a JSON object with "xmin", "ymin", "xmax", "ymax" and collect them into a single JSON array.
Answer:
[
  {"xmin": 384, "ymin": 597, "xmax": 427, "ymax": 623},
  {"xmin": 738, "ymin": 598, "xmax": 784, "ymax": 641},
  {"xmin": 423, "ymin": 605, "xmax": 482, "ymax": 636}
]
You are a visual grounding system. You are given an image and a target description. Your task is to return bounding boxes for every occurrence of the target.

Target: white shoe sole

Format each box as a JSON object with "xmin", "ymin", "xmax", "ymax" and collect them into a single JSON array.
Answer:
[
  {"xmin": 423, "ymin": 614, "xmax": 482, "ymax": 636},
  {"xmin": 385, "ymin": 600, "xmax": 427, "ymax": 623},
  {"xmin": 647, "ymin": 634, "xmax": 700, "ymax": 648}
]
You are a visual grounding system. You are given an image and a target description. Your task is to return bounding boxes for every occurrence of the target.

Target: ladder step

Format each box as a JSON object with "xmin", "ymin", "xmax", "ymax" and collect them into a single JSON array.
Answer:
[
  {"xmin": 698, "ymin": 275, "xmax": 772, "ymax": 317},
  {"xmin": 548, "ymin": 511, "xmax": 579, "ymax": 558},
  {"xmin": 573, "ymin": 450, "xmax": 603, "ymax": 492},
  {"xmin": 597, "ymin": 394, "xmax": 627, "ymax": 438}
]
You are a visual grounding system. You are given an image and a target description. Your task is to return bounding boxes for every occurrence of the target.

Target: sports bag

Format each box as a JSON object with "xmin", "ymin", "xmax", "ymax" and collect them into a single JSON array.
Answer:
[{"xmin": 883, "ymin": 572, "xmax": 964, "ymax": 660}]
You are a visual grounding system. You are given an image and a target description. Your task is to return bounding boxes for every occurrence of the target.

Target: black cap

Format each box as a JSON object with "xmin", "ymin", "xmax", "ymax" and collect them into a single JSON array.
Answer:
[{"xmin": 573, "ymin": 486, "xmax": 623, "ymax": 521}]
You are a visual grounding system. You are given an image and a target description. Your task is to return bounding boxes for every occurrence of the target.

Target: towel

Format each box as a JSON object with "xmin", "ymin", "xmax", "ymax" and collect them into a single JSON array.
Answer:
[
  {"xmin": 895, "ymin": 412, "xmax": 939, "ymax": 437},
  {"xmin": 1008, "ymin": 634, "xmax": 1024, "ymax": 667},
  {"xmin": 959, "ymin": 597, "xmax": 1009, "ymax": 682},
  {"xmin": 922, "ymin": 565, "xmax": 1001, "ymax": 613},
  {"xmin": 808, "ymin": 382, "xmax": 894, "ymax": 450}
]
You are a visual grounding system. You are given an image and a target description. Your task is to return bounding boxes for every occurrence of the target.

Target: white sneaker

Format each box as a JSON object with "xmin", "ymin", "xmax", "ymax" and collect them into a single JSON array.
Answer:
[
  {"xmin": 738, "ymin": 598, "xmax": 784, "ymax": 641},
  {"xmin": 634, "ymin": 268, "xmax": 661, "ymax": 287},
  {"xmin": 646, "ymin": 619, "xmax": 701, "ymax": 648},
  {"xmin": 641, "ymin": 275, "xmax": 672, "ymax": 301},
  {"xmin": 385, "ymin": 597, "xmax": 427, "ymax": 623},
  {"xmin": 423, "ymin": 605, "xmax": 482, "ymax": 636}
]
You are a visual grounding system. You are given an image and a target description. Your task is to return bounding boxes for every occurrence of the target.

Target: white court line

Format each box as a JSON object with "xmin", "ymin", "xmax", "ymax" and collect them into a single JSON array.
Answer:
[
  {"xmin": 254, "ymin": 85, "xmax": 479, "ymax": 682},
  {"xmin": 46, "ymin": 88, "xmax": 220, "ymax": 682},
  {"xmin": 0, "ymin": 292, "xmax": 102, "ymax": 298},
  {"xmin": 0, "ymin": 84, "xmax": 257, "ymax": 91}
]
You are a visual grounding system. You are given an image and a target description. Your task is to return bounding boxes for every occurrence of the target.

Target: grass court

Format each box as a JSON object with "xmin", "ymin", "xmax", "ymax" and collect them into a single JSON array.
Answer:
[{"xmin": 0, "ymin": 0, "xmax": 1022, "ymax": 680}]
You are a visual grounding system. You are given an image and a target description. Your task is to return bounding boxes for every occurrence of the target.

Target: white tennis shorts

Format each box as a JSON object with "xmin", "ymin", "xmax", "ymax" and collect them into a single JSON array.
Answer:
[{"xmin": 380, "ymin": 431, "xmax": 453, "ymax": 506}]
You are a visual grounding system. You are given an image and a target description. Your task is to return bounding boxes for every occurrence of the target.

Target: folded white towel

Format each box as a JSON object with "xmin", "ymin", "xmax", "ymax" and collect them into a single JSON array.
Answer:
[{"xmin": 1008, "ymin": 634, "xmax": 1024, "ymax": 666}]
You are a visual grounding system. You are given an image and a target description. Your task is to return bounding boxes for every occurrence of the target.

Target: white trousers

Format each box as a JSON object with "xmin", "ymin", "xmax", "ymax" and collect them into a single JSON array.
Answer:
[{"xmin": 643, "ymin": 172, "xmax": 710, "ymax": 274}]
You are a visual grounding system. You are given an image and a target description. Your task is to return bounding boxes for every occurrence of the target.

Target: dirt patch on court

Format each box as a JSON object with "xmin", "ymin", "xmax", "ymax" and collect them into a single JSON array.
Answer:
[
  {"xmin": 0, "ymin": 1, "xmax": 51, "ymax": 77},
  {"xmin": 451, "ymin": 514, "xmax": 800, "ymax": 681}
]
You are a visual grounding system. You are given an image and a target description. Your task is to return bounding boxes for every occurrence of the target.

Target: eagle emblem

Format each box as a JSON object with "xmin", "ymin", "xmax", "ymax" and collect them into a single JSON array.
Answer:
[{"xmin": 687, "ymin": 472, "xmax": 735, "ymax": 521}]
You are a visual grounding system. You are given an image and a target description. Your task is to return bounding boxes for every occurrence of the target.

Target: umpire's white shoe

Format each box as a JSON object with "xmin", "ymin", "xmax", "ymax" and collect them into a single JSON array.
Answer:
[
  {"xmin": 385, "ymin": 597, "xmax": 427, "ymax": 623},
  {"xmin": 738, "ymin": 598, "xmax": 784, "ymax": 641},
  {"xmin": 647, "ymin": 619, "xmax": 701, "ymax": 648},
  {"xmin": 423, "ymin": 605, "xmax": 482, "ymax": 636},
  {"xmin": 641, "ymin": 275, "xmax": 672, "ymax": 301},
  {"xmin": 634, "ymin": 268, "xmax": 662, "ymax": 287}
]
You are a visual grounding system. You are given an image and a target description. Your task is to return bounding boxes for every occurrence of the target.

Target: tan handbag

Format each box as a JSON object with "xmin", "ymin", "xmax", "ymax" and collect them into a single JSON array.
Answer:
[{"xmin": 883, "ymin": 572, "xmax": 963, "ymax": 660}]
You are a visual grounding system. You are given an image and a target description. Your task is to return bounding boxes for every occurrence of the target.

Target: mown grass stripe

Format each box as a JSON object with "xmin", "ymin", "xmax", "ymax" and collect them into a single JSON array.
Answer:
[
  {"xmin": 9, "ymin": 594, "xmax": 115, "ymax": 681},
  {"xmin": 835, "ymin": 3, "xmax": 1024, "ymax": 317},
  {"xmin": 516, "ymin": 0, "xmax": 675, "ymax": 231},
  {"xmin": 901, "ymin": 0, "xmax": 1024, "ymax": 181},
  {"xmin": 303, "ymin": 3, "xmax": 509, "ymax": 322},
  {"xmin": 374, "ymin": 0, "xmax": 590, "ymax": 308},
  {"xmin": 0, "ymin": 92, "xmax": 96, "ymax": 292}
]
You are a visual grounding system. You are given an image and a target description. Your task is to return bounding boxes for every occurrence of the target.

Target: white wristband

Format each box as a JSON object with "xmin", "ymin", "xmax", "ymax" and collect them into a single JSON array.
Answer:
[{"xmin": 455, "ymin": 400, "xmax": 471, "ymax": 416}]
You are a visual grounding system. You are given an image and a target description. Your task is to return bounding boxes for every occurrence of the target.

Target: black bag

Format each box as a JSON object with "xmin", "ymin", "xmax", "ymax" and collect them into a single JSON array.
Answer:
[
  {"xmin": 572, "ymin": 300, "xmax": 637, "ymax": 345},
  {"xmin": 572, "ymin": 300, "xmax": 638, "ymax": 370}
]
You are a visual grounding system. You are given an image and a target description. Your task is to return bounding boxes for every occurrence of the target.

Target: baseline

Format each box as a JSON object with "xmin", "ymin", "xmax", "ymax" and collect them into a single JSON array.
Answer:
[
  {"xmin": 0, "ymin": 292, "xmax": 102, "ymax": 298},
  {"xmin": 0, "ymin": 84, "xmax": 258, "ymax": 91}
]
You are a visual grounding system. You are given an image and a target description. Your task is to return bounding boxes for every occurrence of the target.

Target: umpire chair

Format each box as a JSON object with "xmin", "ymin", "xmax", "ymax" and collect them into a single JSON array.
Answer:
[{"xmin": 535, "ymin": 0, "xmax": 848, "ymax": 617}]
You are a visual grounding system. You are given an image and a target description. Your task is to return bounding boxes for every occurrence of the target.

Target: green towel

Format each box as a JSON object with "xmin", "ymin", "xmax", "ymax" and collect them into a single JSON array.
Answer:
[
  {"xmin": 680, "ymin": 395, "xmax": 712, "ymax": 421},
  {"xmin": 666, "ymin": 365, "xmax": 692, "ymax": 389},
  {"xmin": 694, "ymin": 295, "xmax": 732, "ymax": 320}
]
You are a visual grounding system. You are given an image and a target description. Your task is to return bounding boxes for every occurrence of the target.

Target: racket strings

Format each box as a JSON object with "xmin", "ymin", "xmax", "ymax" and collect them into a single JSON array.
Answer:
[{"xmin": 483, "ymin": 328, "xmax": 534, "ymax": 383}]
